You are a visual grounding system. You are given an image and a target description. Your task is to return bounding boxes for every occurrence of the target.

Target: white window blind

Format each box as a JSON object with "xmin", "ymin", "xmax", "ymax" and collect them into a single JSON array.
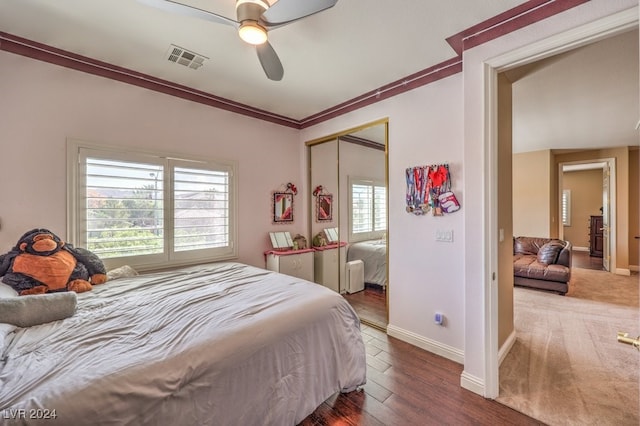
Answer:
[
  {"xmin": 562, "ymin": 189, "xmax": 571, "ymax": 226},
  {"xmin": 71, "ymin": 143, "xmax": 237, "ymax": 270},
  {"xmin": 374, "ymin": 185, "xmax": 386, "ymax": 231},
  {"xmin": 85, "ymin": 158, "xmax": 164, "ymax": 258},
  {"xmin": 173, "ymin": 166, "xmax": 229, "ymax": 252},
  {"xmin": 350, "ymin": 178, "xmax": 387, "ymax": 240},
  {"xmin": 352, "ymin": 183, "xmax": 373, "ymax": 234}
]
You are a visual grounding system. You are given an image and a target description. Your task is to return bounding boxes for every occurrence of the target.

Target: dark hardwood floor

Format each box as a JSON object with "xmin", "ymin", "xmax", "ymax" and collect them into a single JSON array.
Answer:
[
  {"xmin": 571, "ymin": 249, "xmax": 604, "ymax": 270},
  {"xmin": 343, "ymin": 284, "xmax": 387, "ymax": 329},
  {"xmin": 303, "ymin": 249, "xmax": 607, "ymax": 424},
  {"xmin": 300, "ymin": 325, "xmax": 543, "ymax": 426}
]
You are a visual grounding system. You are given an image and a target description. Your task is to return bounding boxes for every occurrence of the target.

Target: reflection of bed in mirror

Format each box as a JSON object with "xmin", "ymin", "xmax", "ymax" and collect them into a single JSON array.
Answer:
[{"xmin": 347, "ymin": 239, "xmax": 387, "ymax": 287}]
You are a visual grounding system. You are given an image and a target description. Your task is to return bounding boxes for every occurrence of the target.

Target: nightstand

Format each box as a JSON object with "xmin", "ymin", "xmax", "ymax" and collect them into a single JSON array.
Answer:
[
  {"xmin": 313, "ymin": 243, "xmax": 347, "ymax": 293},
  {"xmin": 265, "ymin": 248, "xmax": 314, "ymax": 282}
]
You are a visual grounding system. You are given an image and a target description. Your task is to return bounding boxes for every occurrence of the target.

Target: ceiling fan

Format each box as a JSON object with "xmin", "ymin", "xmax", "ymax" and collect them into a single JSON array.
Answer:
[{"xmin": 138, "ymin": 0, "xmax": 339, "ymax": 81}]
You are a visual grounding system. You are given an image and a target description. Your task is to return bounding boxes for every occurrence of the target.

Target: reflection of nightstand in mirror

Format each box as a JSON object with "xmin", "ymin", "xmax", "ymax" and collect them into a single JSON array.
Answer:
[
  {"xmin": 313, "ymin": 242, "xmax": 347, "ymax": 293},
  {"xmin": 265, "ymin": 248, "xmax": 314, "ymax": 282}
]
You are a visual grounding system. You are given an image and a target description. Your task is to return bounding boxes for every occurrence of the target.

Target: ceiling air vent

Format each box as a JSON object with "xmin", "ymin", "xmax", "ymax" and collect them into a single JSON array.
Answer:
[{"xmin": 166, "ymin": 45, "xmax": 207, "ymax": 70}]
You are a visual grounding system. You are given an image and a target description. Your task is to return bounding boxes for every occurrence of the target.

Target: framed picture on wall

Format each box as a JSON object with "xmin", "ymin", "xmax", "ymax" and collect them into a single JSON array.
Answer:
[
  {"xmin": 316, "ymin": 194, "xmax": 333, "ymax": 222},
  {"xmin": 272, "ymin": 192, "xmax": 294, "ymax": 224}
]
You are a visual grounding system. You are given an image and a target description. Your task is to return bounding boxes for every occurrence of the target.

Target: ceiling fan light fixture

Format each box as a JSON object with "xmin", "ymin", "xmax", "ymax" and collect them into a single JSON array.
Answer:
[
  {"xmin": 238, "ymin": 21, "xmax": 268, "ymax": 45},
  {"xmin": 235, "ymin": 0, "xmax": 270, "ymax": 10}
]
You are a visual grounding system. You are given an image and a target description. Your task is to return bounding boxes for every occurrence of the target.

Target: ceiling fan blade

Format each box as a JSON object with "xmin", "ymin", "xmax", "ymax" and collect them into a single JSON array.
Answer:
[
  {"xmin": 137, "ymin": 0, "xmax": 239, "ymax": 28},
  {"xmin": 256, "ymin": 42, "xmax": 284, "ymax": 81},
  {"xmin": 261, "ymin": 0, "xmax": 338, "ymax": 26}
]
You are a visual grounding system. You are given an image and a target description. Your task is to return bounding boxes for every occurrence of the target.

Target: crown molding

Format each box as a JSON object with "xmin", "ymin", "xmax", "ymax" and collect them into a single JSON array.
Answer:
[
  {"xmin": 339, "ymin": 135, "xmax": 385, "ymax": 151},
  {"xmin": 0, "ymin": 31, "xmax": 300, "ymax": 129},
  {"xmin": 0, "ymin": 0, "xmax": 588, "ymax": 129}
]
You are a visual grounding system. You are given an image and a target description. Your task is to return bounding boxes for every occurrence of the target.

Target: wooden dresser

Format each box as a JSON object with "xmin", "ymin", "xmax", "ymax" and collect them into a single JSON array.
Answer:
[{"xmin": 589, "ymin": 215, "xmax": 603, "ymax": 257}]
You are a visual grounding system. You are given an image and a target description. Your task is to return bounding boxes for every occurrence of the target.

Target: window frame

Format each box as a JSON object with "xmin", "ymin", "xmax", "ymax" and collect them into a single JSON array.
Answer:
[
  {"xmin": 562, "ymin": 189, "xmax": 571, "ymax": 226},
  {"xmin": 348, "ymin": 176, "xmax": 387, "ymax": 242},
  {"xmin": 67, "ymin": 140, "xmax": 238, "ymax": 272}
]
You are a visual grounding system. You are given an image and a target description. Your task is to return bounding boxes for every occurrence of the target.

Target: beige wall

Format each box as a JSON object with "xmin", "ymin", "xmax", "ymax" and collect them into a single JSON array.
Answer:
[
  {"xmin": 562, "ymin": 169, "xmax": 603, "ymax": 249},
  {"xmin": 498, "ymin": 74, "xmax": 513, "ymax": 348},
  {"xmin": 555, "ymin": 147, "xmax": 631, "ymax": 271},
  {"xmin": 513, "ymin": 147, "xmax": 634, "ymax": 272},
  {"xmin": 630, "ymin": 149, "xmax": 639, "ymax": 270},
  {"xmin": 513, "ymin": 150, "xmax": 553, "ymax": 238}
]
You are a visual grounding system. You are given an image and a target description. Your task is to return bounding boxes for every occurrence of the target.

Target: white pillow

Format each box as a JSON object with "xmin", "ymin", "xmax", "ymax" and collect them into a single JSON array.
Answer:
[
  {"xmin": 0, "ymin": 283, "xmax": 18, "ymax": 298},
  {"xmin": 0, "ymin": 283, "xmax": 18, "ymax": 347},
  {"xmin": 0, "ymin": 293, "xmax": 77, "ymax": 327},
  {"xmin": 107, "ymin": 265, "xmax": 138, "ymax": 280}
]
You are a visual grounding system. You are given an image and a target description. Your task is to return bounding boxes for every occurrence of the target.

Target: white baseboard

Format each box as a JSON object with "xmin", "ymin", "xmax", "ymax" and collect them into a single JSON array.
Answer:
[
  {"xmin": 630, "ymin": 265, "xmax": 639, "ymax": 272},
  {"xmin": 386, "ymin": 324, "xmax": 464, "ymax": 364},
  {"xmin": 386, "ymin": 325, "xmax": 484, "ymax": 395},
  {"xmin": 460, "ymin": 371, "xmax": 485, "ymax": 396},
  {"xmin": 461, "ymin": 331, "xmax": 515, "ymax": 397},
  {"xmin": 615, "ymin": 268, "xmax": 631, "ymax": 276},
  {"xmin": 572, "ymin": 246, "xmax": 589, "ymax": 252},
  {"xmin": 498, "ymin": 330, "xmax": 516, "ymax": 366}
]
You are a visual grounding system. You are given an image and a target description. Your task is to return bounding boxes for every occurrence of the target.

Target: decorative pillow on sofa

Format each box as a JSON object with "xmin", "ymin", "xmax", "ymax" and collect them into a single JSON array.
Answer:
[{"xmin": 536, "ymin": 242, "xmax": 565, "ymax": 265}]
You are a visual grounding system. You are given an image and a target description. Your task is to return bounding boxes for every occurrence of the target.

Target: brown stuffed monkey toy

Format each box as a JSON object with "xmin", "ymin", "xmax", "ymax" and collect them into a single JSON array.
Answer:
[{"xmin": 0, "ymin": 228, "xmax": 107, "ymax": 295}]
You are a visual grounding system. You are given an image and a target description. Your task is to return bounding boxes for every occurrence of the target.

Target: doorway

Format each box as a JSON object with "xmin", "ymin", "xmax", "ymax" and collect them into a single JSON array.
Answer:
[
  {"xmin": 559, "ymin": 159, "xmax": 617, "ymax": 272},
  {"xmin": 483, "ymin": 8, "xmax": 638, "ymax": 400}
]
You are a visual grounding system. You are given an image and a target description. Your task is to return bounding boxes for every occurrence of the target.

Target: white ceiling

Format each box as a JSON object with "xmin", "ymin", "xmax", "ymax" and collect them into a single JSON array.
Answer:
[
  {"xmin": 506, "ymin": 29, "xmax": 639, "ymax": 153},
  {"xmin": 0, "ymin": 0, "xmax": 527, "ymax": 120},
  {"xmin": 0, "ymin": 1, "xmax": 637, "ymax": 153}
]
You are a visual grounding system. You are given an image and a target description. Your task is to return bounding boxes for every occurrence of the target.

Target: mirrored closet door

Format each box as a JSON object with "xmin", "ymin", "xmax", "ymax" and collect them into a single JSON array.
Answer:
[{"xmin": 307, "ymin": 119, "xmax": 388, "ymax": 330}]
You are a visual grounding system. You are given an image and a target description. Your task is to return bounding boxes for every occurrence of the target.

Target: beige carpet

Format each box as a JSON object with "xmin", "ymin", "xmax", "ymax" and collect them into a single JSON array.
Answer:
[{"xmin": 497, "ymin": 268, "xmax": 639, "ymax": 426}]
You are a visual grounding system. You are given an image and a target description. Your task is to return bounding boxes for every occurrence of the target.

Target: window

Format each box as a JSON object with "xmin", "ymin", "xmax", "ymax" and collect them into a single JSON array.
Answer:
[
  {"xmin": 349, "ymin": 178, "xmax": 386, "ymax": 241},
  {"xmin": 68, "ymin": 142, "xmax": 237, "ymax": 270},
  {"xmin": 562, "ymin": 189, "xmax": 571, "ymax": 226}
]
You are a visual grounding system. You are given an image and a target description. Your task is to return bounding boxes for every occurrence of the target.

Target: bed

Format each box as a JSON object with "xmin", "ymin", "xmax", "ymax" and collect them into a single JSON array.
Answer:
[
  {"xmin": 0, "ymin": 262, "xmax": 366, "ymax": 425},
  {"xmin": 347, "ymin": 239, "xmax": 387, "ymax": 287}
]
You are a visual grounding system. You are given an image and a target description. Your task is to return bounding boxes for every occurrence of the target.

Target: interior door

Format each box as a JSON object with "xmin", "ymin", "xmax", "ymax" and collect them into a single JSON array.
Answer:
[
  {"xmin": 602, "ymin": 162, "xmax": 610, "ymax": 271},
  {"xmin": 306, "ymin": 120, "xmax": 389, "ymax": 330},
  {"xmin": 308, "ymin": 139, "xmax": 340, "ymax": 288},
  {"xmin": 338, "ymin": 126, "xmax": 388, "ymax": 330}
]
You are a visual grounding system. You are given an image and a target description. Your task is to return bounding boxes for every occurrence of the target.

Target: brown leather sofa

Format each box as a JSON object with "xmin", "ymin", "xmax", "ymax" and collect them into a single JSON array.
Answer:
[{"xmin": 513, "ymin": 236, "xmax": 572, "ymax": 295}]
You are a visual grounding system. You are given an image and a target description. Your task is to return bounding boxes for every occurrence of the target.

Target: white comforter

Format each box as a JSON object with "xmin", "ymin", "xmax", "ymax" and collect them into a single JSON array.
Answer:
[
  {"xmin": 347, "ymin": 240, "xmax": 387, "ymax": 286},
  {"xmin": 0, "ymin": 262, "xmax": 366, "ymax": 425}
]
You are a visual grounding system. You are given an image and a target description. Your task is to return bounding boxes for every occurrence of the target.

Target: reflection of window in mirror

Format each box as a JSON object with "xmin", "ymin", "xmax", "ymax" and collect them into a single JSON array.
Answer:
[
  {"xmin": 349, "ymin": 177, "xmax": 386, "ymax": 240},
  {"xmin": 324, "ymin": 227, "xmax": 339, "ymax": 243}
]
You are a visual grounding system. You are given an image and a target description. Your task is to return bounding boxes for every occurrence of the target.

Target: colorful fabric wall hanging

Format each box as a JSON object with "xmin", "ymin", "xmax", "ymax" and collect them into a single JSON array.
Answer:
[{"xmin": 405, "ymin": 163, "xmax": 460, "ymax": 216}]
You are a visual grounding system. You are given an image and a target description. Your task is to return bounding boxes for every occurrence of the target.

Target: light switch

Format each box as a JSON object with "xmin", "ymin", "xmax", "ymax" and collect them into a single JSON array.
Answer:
[{"xmin": 436, "ymin": 229, "xmax": 453, "ymax": 242}]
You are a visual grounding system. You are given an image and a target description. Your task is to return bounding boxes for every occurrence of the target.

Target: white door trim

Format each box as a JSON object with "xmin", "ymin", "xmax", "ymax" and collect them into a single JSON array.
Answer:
[
  {"xmin": 558, "ymin": 158, "xmax": 617, "ymax": 272},
  {"xmin": 482, "ymin": 7, "xmax": 637, "ymax": 399}
]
